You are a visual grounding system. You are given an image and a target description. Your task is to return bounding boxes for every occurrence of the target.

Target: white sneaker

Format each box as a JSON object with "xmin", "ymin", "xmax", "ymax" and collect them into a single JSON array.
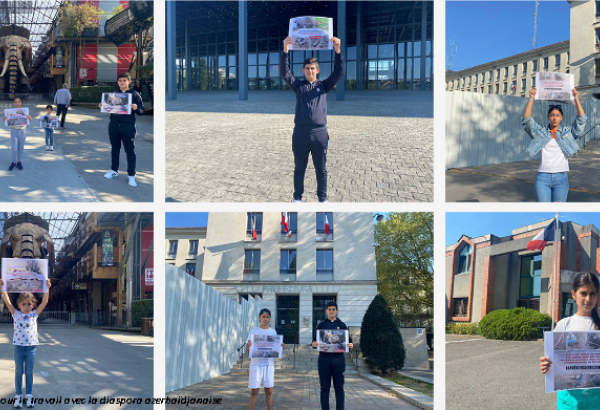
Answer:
[
  {"xmin": 49, "ymin": 146, "xmax": 54, "ymax": 151},
  {"xmin": 128, "ymin": 176, "xmax": 137, "ymax": 187},
  {"xmin": 14, "ymin": 395, "xmax": 22, "ymax": 408},
  {"xmin": 25, "ymin": 395, "xmax": 33, "ymax": 408},
  {"xmin": 292, "ymin": 199, "xmax": 302, "ymax": 203},
  {"xmin": 104, "ymin": 170, "xmax": 118, "ymax": 179},
  {"xmin": 45, "ymin": 146, "xmax": 49, "ymax": 151}
]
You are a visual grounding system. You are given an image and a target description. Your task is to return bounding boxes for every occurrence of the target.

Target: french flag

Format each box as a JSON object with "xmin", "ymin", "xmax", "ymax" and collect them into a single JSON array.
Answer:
[
  {"xmin": 281, "ymin": 212, "xmax": 289, "ymax": 234},
  {"xmin": 527, "ymin": 219, "xmax": 556, "ymax": 252},
  {"xmin": 324, "ymin": 215, "xmax": 330, "ymax": 236}
]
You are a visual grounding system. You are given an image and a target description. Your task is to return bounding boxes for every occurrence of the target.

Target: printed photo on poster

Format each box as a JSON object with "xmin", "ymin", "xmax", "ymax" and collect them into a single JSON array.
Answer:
[
  {"xmin": 535, "ymin": 72, "xmax": 574, "ymax": 101},
  {"xmin": 102, "ymin": 230, "xmax": 113, "ymax": 266},
  {"xmin": 544, "ymin": 331, "xmax": 600, "ymax": 393},
  {"xmin": 101, "ymin": 92, "xmax": 132, "ymax": 115},
  {"xmin": 1, "ymin": 258, "xmax": 48, "ymax": 293},
  {"xmin": 288, "ymin": 16, "xmax": 333, "ymax": 50},
  {"xmin": 5, "ymin": 107, "xmax": 30, "ymax": 127},
  {"xmin": 39, "ymin": 114, "xmax": 58, "ymax": 129},
  {"xmin": 317, "ymin": 329, "xmax": 349, "ymax": 353},
  {"xmin": 249, "ymin": 333, "xmax": 283, "ymax": 358}
]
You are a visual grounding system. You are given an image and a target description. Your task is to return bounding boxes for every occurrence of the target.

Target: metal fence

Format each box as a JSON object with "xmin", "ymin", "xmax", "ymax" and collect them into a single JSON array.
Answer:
[
  {"xmin": 0, "ymin": 311, "xmax": 71, "ymax": 327},
  {"xmin": 165, "ymin": 263, "xmax": 263, "ymax": 393},
  {"xmin": 445, "ymin": 91, "xmax": 600, "ymax": 169},
  {"xmin": 72, "ymin": 311, "xmax": 118, "ymax": 326}
]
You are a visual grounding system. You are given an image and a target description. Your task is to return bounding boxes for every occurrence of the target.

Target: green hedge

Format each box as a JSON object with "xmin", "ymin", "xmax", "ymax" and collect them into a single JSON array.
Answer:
[
  {"xmin": 69, "ymin": 86, "xmax": 114, "ymax": 103},
  {"xmin": 478, "ymin": 308, "xmax": 551, "ymax": 340},
  {"xmin": 131, "ymin": 299, "xmax": 153, "ymax": 327},
  {"xmin": 446, "ymin": 322, "xmax": 479, "ymax": 335}
]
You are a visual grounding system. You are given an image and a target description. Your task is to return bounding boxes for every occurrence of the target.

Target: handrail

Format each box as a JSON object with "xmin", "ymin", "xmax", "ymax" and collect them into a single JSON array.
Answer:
[
  {"xmin": 293, "ymin": 344, "xmax": 296, "ymax": 369},
  {"xmin": 580, "ymin": 124, "xmax": 600, "ymax": 150},
  {"xmin": 237, "ymin": 342, "xmax": 247, "ymax": 368}
]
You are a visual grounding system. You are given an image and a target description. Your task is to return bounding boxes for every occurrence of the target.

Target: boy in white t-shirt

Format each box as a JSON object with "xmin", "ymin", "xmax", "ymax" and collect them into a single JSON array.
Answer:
[{"xmin": 246, "ymin": 308, "xmax": 285, "ymax": 410}]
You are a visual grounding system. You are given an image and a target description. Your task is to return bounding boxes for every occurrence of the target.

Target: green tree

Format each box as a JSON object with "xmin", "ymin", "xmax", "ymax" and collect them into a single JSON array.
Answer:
[
  {"xmin": 375, "ymin": 212, "xmax": 433, "ymax": 327},
  {"xmin": 360, "ymin": 294, "xmax": 406, "ymax": 374}
]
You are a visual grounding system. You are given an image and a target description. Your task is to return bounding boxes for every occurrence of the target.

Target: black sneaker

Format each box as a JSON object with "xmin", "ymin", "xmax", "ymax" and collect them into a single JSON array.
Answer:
[
  {"xmin": 8, "ymin": 162, "xmax": 16, "ymax": 171},
  {"xmin": 17, "ymin": 163, "xmax": 23, "ymax": 170}
]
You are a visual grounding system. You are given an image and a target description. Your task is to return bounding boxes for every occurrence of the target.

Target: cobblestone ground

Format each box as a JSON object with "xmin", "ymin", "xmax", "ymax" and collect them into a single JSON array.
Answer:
[
  {"xmin": 166, "ymin": 91, "xmax": 433, "ymax": 202},
  {"xmin": 166, "ymin": 372, "xmax": 419, "ymax": 410}
]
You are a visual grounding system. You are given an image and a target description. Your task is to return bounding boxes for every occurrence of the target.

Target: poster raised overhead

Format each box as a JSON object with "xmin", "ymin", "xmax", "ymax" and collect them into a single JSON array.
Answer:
[
  {"xmin": 288, "ymin": 16, "xmax": 333, "ymax": 50},
  {"xmin": 535, "ymin": 72, "xmax": 574, "ymax": 101},
  {"xmin": 1, "ymin": 258, "xmax": 48, "ymax": 293}
]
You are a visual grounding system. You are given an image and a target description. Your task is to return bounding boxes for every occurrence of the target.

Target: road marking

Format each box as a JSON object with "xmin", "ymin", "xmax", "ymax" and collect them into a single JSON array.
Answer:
[{"xmin": 446, "ymin": 339, "xmax": 484, "ymax": 344}]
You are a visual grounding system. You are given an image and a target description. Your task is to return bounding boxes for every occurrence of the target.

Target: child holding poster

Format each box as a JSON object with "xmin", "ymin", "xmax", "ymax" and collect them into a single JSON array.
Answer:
[
  {"xmin": 0, "ymin": 278, "xmax": 51, "ymax": 408},
  {"xmin": 540, "ymin": 272, "xmax": 600, "ymax": 408},
  {"xmin": 3, "ymin": 97, "xmax": 33, "ymax": 171},
  {"xmin": 246, "ymin": 308, "xmax": 285, "ymax": 410}
]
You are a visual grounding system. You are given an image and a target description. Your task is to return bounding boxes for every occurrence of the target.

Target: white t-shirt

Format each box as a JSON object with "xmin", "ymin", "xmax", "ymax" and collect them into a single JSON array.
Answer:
[
  {"xmin": 538, "ymin": 138, "xmax": 569, "ymax": 173},
  {"xmin": 12, "ymin": 310, "xmax": 39, "ymax": 346},
  {"xmin": 247, "ymin": 327, "xmax": 277, "ymax": 367},
  {"xmin": 554, "ymin": 315, "xmax": 596, "ymax": 332}
]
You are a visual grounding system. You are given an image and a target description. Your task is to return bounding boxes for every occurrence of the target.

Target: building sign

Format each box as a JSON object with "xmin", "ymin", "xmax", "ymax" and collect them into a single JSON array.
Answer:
[
  {"xmin": 141, "ymin": 225, "xmax": 154, "ymax": 292},
  {"xmin": 145, "ymin": 269, "xmax": 154, "ymax": 285},
  {"xmin": 72, "ymin": 283, "xmax": 87, "ymax": 290},
  {"xmin": 102, "ymin": 230, "xmax": 113, "ymax": 266},
  {"xmin": 263, "ymin": 285, "xmax": 313, "ymax": 293},
  {"xmin": 79, "ymin": 68, "xmax": 88, "ymax": 78}
]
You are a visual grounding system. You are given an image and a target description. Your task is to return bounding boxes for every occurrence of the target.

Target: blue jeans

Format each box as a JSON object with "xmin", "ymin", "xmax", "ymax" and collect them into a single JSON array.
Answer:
[
  {"xmin": 534, "ymin": 172, "xmax": 569, "ymax": 202},
  {"xmin": 10, "ymin": 128, "xmax": 26, "ymax": 163},
  {"xmin": 45, "ymin": 128, "xmax": 54, "ymax": 146},
  {"xmin": 14, "ymin": 345, "xmax": 36, "ymax": 395}
]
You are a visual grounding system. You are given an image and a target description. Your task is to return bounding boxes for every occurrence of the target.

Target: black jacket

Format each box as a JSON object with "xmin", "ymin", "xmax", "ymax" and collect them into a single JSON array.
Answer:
[
  {"xmin": 280, "ymin": 51, "xmax": 344, "ymax": 128},
  {"xmin": 312, "ymin": 318, "xmax": 353, "ymax": 352},
  {"xmin": 109, "ymin": 88, "xmax": 145, "ymax": 125}
]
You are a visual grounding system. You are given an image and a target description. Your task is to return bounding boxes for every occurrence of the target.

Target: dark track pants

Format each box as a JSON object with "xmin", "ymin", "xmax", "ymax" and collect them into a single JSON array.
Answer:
[
  {"xmin": 318, "ymin": 353, "xmax": 345, "ymax": 410},
  {"xmin": 109, "ymin": 122, "xmax": 137, "ymax": 176},
  {"xmin": 292, "ymin": 126, "xmax": 328, "ymax": 202},
  {"xmin": 56, "ymin": 104, "xmax": 68, "ymax": 127}
]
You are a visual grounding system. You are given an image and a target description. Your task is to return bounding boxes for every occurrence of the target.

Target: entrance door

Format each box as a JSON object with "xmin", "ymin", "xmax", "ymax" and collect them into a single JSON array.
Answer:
[
  {"xmin": 276, "ymin": 296, "xmax": 299, "ymax": 344},
  {"xmin": 562, "ymin": 293, "xmax": 577, "ymax": 318},
  {"xmin": 313, "ymin": 295, "xmax": 337, "ymax": 334}
]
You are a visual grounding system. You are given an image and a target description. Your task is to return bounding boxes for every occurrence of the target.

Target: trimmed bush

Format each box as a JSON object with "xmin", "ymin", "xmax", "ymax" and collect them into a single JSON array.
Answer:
[
  {"xmin": 69, "ymin": 86, "xmax": 114, "ymax": 103},
  {"xmin": 478, "ymin": 308, "xmax": 551, "ymax": 340},
  {"xmin": 446, "ymin": 322, "xmax": 479, "ymax": 335},
  {"xmin": 131, "ymin": 299, "xmax": 153, "ymax": 327},
  {"xmin": 360, "ymin": 294, "xmax": 406, "ymax": 374}
]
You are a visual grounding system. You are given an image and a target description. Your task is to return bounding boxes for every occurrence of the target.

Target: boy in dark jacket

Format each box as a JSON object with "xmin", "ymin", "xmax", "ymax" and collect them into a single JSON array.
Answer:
[
  {"xmin": 312, "ymin": 301, "xmax": 353, "ymax": 410},
  {"xmin": 99, "ymin": 72, "xmax": 145, "ymax": 187},
  {"xmin": 281, "ymin": 36, "xmax": 344, "ymax": 202}
]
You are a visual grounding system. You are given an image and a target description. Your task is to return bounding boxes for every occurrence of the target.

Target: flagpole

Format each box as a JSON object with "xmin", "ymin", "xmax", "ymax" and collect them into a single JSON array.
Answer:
[{"xmin": 552, "ymin": 212, "xmax": 559, "ymax": 331}]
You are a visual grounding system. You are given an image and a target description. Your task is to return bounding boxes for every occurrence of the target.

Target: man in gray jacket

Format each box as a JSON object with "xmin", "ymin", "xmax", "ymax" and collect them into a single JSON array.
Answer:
[{"xmin": 54, "ymin": 83, "xmax": 72, "ymax": 129}]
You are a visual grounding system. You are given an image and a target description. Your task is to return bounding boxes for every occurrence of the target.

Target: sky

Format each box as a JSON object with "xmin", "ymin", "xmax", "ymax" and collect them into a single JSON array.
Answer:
[
  {"xmin": 446, "ymin": 212, "xmax": 600, "ymax": 246},
  {"xmin": 446, "ymin": 1, "xmax": 570, "ymax": 72}
]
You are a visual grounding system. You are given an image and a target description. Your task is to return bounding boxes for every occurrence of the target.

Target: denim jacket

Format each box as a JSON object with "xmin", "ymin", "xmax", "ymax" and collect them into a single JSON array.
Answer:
[{"xmin": 522, "ymin": 114, "xmax": 587, "ymax": 158}]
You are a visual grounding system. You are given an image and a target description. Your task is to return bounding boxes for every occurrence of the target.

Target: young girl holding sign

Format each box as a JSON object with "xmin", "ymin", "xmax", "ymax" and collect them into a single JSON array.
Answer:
[
  {"xmin": 540, "ymin": 272, "xmax": 600, "ymax": 408},
  {"xmin": 246, "ymin": 308, "xmax": 285, "ymax": 410},
  {"xmin": 1, "ymin": 279, "xmax": 51, "ymax": 409}
]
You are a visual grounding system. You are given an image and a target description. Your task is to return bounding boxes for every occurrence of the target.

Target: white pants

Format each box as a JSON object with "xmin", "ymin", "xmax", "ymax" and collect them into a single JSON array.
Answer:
[{"xmin": 248, "ymin": 365, "xmax": 274, "ymax": 389}]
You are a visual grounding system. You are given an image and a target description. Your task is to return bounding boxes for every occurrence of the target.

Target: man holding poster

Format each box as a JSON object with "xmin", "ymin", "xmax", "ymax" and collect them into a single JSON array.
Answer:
[
  {"xmin": 312, "ymin": 301, "xmax": 353, "ymax": 410},
  {"xmin": 281, "ymin": 31, "xmax": 343, "ymax": 203}
]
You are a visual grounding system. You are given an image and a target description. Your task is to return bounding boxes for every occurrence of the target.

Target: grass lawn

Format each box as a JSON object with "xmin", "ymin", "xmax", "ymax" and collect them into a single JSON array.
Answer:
[{"xmin": 383, "ymin": 374, "xmax": 434, "ymax": 397}]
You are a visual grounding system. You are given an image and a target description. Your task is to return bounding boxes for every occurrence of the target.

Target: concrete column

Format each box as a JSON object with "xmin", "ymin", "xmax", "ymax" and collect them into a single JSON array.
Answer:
[
  {"xmin": 336, "ymin": 1, "xmax": 347, "ymax": 101},
  {"xmin": 420, "ymin": 2, "xmax": 427, "ymax": 90},
  {"xmin": 185, "ymin": 20, "xmax": 191, "ymax": 91},
  {"xmin": 238, "ymin": 0, "xmax": 248, "ymax": 101},
  {"xmin": 166, "ymin": 1, "xmax": 177, "ymax": 100},
  {"xmin": 356, "ymin": 1, "xmax": 362, "ymax": 90}
]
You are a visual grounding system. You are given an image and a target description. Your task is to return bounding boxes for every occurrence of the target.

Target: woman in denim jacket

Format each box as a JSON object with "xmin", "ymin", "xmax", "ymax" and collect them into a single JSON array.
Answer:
[{"xmin": 522, "ymin": 87, "xmax": 586, "ymax": 202}]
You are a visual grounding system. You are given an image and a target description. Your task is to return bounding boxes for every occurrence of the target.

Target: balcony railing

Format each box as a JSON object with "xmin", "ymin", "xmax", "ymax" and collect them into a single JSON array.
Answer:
[
  {"xmin": 243, "ymin": 268, "xmax": 260, "ymax": 274},
  {"xmin": 167, "ymin": 252, "xmax": 177, "ymax": 259},
  {"xmin": 280, "ymin": 269, "xmax": 297, "ymax": 274},
  {"xmin": 245, "ymin": 231, "xmax": 262, "ymax": 242},
  {"xmin": 317, "ymin": 269, "xmax": 333, "ymax": 274}
]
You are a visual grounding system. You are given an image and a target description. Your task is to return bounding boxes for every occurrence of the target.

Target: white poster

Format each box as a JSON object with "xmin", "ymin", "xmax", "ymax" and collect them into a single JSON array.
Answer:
[
  {"xmin": 317, "ymin": 329, "xmax": 349, "ymax": 353},
  {"xmin": 101, "ymin": 93, "xmax": 132, "ymax": 115},
  {"xmin": 288, "ymin": 16, "xmax": 333, "ymax": 50},
  {"xmin": 5, "ymin": 108, "xmax": 30, "ymax": 127},
  {"xmin": 1, "ymin": 258, "xmax": 48, "ymax": 293},
  {"xmin": 544, "ymin": 331, "xmax": 600, "ymax": 393},
  {"xmin": 39, "ymin": 114, "xmax": 58, "ymax": 129},
  {"xmin": 249, "ymin": 333, "xmax": 283, "ymax": 359},
  {"xmin": 535, "ymin": 72, "xmax": 574, "ymax": 101}
]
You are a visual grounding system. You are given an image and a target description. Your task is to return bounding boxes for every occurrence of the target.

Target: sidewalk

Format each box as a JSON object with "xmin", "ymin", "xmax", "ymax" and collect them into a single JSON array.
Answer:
[
  {"xmin": 166, "ymin": 371, "xmax": 420, "ymax": 410},
  {"xmin": 0, "ymin": 326, "xmax": 153, "ymax": 409},
  {"xmin": 0, "ymin": 102, "xmax": 153, "ymax": 202},
  {"xmin": 446, "ymin": 151, "xmax": 600, "ymax": 202}
]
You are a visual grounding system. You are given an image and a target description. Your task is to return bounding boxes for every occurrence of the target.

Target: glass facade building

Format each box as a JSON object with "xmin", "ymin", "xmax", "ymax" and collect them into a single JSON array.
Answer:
[{"xmin": 170, "ymin": 1, "xmax": 433, "ymax": 93}]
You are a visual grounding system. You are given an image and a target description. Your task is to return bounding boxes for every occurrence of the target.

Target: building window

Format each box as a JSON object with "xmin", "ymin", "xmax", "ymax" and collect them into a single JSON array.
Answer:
[
  {"xmin": 522, "ymin": 79, "xmax": 527, "ymax": 91},
  {"xmin": 468, "ymin": 77, "xmax": 471, "ymax": 86},
  {"xmin": 168, "ymin": 240, "xmax": 178, "ymax": 258},
  {"xmin": 495, "ymin": 84, "xmax": 499, "ymax": 93},
  {"xmin": 522, "ymin": 62, "xmax": 527, "ymax": 75},
  {"xmin": 474, "ymin": 88, "xmax": 477, "ymax": 93},
  {"xmin": 453, "ymin": 298, "xmax": 468, "ymax": 317},
  {"xmin": 596, "ymin": 60, "xmax": 600, "ymax": 76},
  {"xmin": 504, "ymin": 67, "xmax": 508, "ymax": 78},
  {"xmin": 555, "ymin": 54, "xmax": 561, "ymax": 68},
  {"xmin": 488, "ymin": 85, "xmax": 492, "ymax": 93},
  {"xmin": 481, "ymin": 73, "xmax": 485, "ymax": 83},
  {"xmin": 519, "ymin": 254, "xmax": 542, "ymax": 308},
  {"xmin": 489, "ymin": 70, "xmax": 493, "ymax": 82},
  {"xmin": 240, "ymin": 293, "xmax": 262, "ymax": 302},
  {"xmin": 316, "ymin": 212, "xmax": 333, "ymax": 239},
  {"xmin": 496, "ymin": 69, "xmax": 500, "ymax": 80},
  {"xmin": 457, "ymin": 244, "xmax": 472, "ymax": 274},
  {"xmin": 185, "ymin": 263, "xmax": 196, "ymax": 276},
  {"xmin": 474, "ymin": 75, "xmax": 478, "ymax": 85},
  {"xmin": 596, "ymin": 29, "xmax": 600, "ymax": 52},
  {"xmin": 596, "ymin": 1, "xmax": 600, "ymax": 18},
  {"xmin": 532, "ymin": 76, "xmax": 536, "ymax": 87},
  {"xmin": 543, "ymin": 57, "xmax": 549, "ymax": 70},
  {"xmin": 567, "ymin": 52, "xmax": 570, "ymax": 65},
  {"xmin": 532, "ymin": 60, "xmax": 538, "ymax": 72},
  {"xmin": 188, "ymin": 240, "xmax": 198, "ymax": 257},
  {"xmin": 503, "ymin": 82, "xmax": 507, "ymax": 94},
  {"xmin": 280, "ymin": 249, "xmax": 297, "ymax": 274},
  {"xmin": 244, "ymin": 250, "xmax": 261, "ymax": 274},
  {"xmin": 246, "ymin": 212, "xmax": 263, "ymax": 241},
  {"xmin": 481, "ymin": 87, "xmax": 484, "ymax": 93},
  {"xmin": 281, "ymin": 212, "xmax": 297, "ymax": 238},
  {"xmin": 513, "ymin": 65, "xmax": 517, "ymax": 76},
  {"xmin": 316, "ymin": 249, "xmax": 333, "ymax": 274},
  {"xmin": 511, "ymin": 81, "xmax": 516, "ymax": 92}
]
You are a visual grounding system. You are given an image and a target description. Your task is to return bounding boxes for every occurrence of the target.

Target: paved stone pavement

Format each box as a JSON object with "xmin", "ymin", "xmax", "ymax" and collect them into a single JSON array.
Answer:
[
  {"xmin": 166, "ymin": 90, "xmax": 433, "ymax": 202},
  {"xmin": 0, "ymin": 101, "xmax": 153, "ymax": 202},
  {"xmin": 446, "ymin": 335, "xmax": 556, "ymax": 410},
  {"xmin": 166, "ymin": 372, "xmax": 420, "ymax": 410},
  {"xmin": 446, "ymin": 151, "xmax": 600, "ymax": 202},
  {"xmin": 0, "ymin": 326, "xmax": 153, "ymax": 409}
]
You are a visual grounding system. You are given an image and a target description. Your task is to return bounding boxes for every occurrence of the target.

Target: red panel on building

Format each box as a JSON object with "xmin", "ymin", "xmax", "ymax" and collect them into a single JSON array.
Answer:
[
  {"xmin": 77, "ymin": 44, "xmax": 98, "ymax": 81},
  {"xmin": 117, "ymin": 44, "xmax": 136, "ymax": 76},
  {"xmin": 120, "ymin": 1, "xmax": 130, "ymax": 9},
  {"xmin": 141, "ymin": 225, "xmax": 154, "ymax": 292}
]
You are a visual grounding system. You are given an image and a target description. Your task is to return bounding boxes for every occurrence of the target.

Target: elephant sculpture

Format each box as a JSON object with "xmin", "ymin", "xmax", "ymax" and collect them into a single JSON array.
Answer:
[
  {"xmin": 0, "ymin": 25, "xmax": 32, "ymax": 99},
  {"xmin": 1, "ymin": 222, "xmax": 55, "ymax": 267}
]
